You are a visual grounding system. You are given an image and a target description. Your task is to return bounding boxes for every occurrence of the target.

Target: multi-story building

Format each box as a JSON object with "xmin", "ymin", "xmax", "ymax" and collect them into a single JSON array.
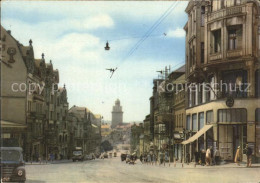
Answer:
[
  {"xmin": 182, "ymin": 0, "xmax": 260, "ymax": 163},
  {"xmin": 130, "ymin": 123, "xmax": 143, "ymax": 156}
]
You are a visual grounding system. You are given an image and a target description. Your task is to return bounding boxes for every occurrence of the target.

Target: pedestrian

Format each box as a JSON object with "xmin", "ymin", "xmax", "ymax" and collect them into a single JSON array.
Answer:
[
  {"xmin": 147, "ymin": 154, "xmax": 151, "ymax": 165},
  {"xmin": 210, "ymin": 147, "xmax": 214, "ymax": 165},
  {"xmin": 194, "ymin": 151, "xmax": 199, "ymax": 165},
  {"xmin": 152, "ymin": 154, "xmax": 157, "ymax": 165},
  {"xmin": 164, "ymin": 152, "xmax": 168, "ymax": 166},
  {"xmin": 186, "ymin": 153, "xmax": 190, "ymax": 165},
  {"xmin": 201, "ymin": 149, "xmax": 206, "ymax": 166},
  {"xmin": 234, "ymin": 146, "xmax": 241, "ymax": 166},
  {"xmin": 206, "ymin": 148, "xmax": 211, "ymax": 166},
  {"xmin": 159, "ymin": 152, "xmax": 164, "ymax": 165},
  {"xmin": 245, "ymin": 144, "xmax": 253, "ymax": 167},
  {"xmin": 140, "ymin": 154, "xmax": 143, "ymax": 163},
  {"xmin": 214, "ymin": 148, "xmax": 220, "ymax": 165}
]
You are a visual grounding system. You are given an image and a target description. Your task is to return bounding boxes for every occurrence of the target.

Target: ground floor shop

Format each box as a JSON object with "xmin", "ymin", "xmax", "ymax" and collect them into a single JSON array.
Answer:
[{"xmin": 183, "ymin": 99, "xmax": 260, "ymax": 163}]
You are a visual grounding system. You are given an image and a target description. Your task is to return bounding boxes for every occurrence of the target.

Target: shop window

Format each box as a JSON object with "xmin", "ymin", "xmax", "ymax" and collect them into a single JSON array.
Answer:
[
  {"xmin": 218, "ymin": 108, "xmax": 247, "ymax": 122},
  {"xmin": 192, "ymin": 114, "xmax": 197, "ymax": 131},
  {"xmin": 221, "ymin": 70, "xmax": 248, "ymax": 98},
  {"xmin": 206, "ymin": 110, "xmax": 213, "ymax": 124},
  {"xmin": 256, "ymin": 70, "xmax": 260, "ymax": 98},
  {"xmin": 212, "ymin": 29, "xmax": 221, "ymax": 53},
  {"xmin": 186, "ymin": 115, "xmax": 191, "ymax": 130},
  {"xmin": 199, "ymin": 112, "xmax": 204, "ymax": 130}
]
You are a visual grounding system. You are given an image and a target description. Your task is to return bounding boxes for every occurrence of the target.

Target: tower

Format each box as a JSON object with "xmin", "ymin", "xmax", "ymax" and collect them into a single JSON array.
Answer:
[{"xmin": 111, "ymin": 99, "xmax": 123, "ymax": 128}]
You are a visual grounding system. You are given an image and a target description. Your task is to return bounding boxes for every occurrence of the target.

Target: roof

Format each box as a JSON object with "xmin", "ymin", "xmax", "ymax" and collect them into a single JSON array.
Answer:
[
  {"xmin": 94, "ymin": 114, "xmax": 102, "ymax": 119},
  {"xmin": 34, "ymin": 59, "xmax": 42, "ymax": 68},
  {"xmin": 172, "ymin": 73, "xmax": 186, "ymax": 84},
  {"xmin": 101, "ymin": 125, "xmax": 110, "ymax": 129},
  {"xmin": 69, "ymin": 106, "xmax": 92, "ymax": 118},
  {"xmin": 173, "ymin": 65, "xmax": 185, "ymax": 73}
]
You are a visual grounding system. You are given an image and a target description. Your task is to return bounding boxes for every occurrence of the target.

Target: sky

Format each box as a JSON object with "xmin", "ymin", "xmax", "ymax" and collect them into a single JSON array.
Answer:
[{"xmin": 1, "ymin": 1, "xmax": 188, "ymax": 122}]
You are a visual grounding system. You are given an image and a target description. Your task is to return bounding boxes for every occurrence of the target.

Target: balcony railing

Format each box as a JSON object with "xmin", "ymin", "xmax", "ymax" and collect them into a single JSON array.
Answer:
[
  {"xmin": 208, "ymin": 5, "xmax": 244, "ymax": 22},
  {"xmin": 209, "ymin": 52, "xmax": 222, "ymax": 61},
  {"xmin": 227, "ymin": 49, "xmax": 242, "ymax": 58}
]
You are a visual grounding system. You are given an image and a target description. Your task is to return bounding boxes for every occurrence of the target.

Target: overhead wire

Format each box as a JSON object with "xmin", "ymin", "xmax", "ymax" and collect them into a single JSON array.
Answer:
[{"xmin": 119, "ymin": 1, "xmax": 179, "ymax": 65}]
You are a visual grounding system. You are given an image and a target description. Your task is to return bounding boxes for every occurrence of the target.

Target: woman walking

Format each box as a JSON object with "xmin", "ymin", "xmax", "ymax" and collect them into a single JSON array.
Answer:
[{"xmin": 234, "ymin": 146, "xmax": 241, "ymax": 166}]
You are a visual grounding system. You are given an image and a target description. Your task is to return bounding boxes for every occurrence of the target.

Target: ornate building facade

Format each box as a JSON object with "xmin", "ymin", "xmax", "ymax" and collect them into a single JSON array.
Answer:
[{"xmin": 183, "ymin": 0, "xmax": 260, "ymax": 162}]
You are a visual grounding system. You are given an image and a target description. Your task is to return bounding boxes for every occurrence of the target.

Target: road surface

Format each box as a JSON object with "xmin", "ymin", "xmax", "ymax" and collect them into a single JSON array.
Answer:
[{"xmin": 25, "ymin": 157, "xmax": 260, "ymax": 183}]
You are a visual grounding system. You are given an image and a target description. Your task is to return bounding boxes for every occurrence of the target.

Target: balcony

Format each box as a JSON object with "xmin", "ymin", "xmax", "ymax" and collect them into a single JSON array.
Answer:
[
  {"xmin": 209, "ymin": 52, "xmax": 222, "ymax": 61},
  {"xmin": 208, "ymin": 5, "xmax": 244, "ymax": 23},
  {"xmin": 227, "ymin": 49, "xmax": 242, "ymax": 58}
]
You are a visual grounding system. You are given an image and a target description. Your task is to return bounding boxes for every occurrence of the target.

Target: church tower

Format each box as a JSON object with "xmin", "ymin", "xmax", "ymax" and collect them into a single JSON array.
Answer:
[{"xmin": 111, "ymin": 99, "xmax": 123, "ymax": 128}]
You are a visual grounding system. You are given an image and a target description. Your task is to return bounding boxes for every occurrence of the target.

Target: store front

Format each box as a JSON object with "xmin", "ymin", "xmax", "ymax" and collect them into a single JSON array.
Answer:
[{"xmin": 217, "ymin": 108, "xmax": 247, "ymax": 161}]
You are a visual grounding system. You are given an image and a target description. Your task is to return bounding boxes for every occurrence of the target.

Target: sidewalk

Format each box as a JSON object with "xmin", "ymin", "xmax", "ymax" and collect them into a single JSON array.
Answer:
[
  {"xmin": 25, "ymin": 159, "xmax": 72, "ymax": 165},
  {"xmin": 135, "ymin": 161, "xmax": 260, "ymax": 169}
]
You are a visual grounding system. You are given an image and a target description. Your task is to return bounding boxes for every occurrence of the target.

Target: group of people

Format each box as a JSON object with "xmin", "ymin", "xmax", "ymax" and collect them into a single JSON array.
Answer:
[
  {"xmin": 191, "ymin": 147, "xmax": 220, "ymax": 166},
  {"xmin": 234, "ymin": 144, "xmax": 253, "ymax": 167},
  {"xmin": 139, "ymin": 152, "xmax": 169, "ymax": 166}
]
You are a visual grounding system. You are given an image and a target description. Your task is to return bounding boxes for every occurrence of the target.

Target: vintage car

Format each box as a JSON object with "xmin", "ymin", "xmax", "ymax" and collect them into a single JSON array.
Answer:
[
  {"xmin": 120, "ymin": 153, "xmax": 127, "ymax": 161},
  {"xmin": 72, "ymin": 147, "xmax": 84, "ymax": 162},
  {"xmin": 1, "ymin": 147, "xmax": 26, "ymax": 183}
]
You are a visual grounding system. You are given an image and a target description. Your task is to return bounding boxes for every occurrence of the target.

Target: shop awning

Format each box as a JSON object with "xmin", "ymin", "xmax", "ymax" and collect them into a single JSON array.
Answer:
[
  {"xmin": 1, "ymin": 120, "xmax": 27, "ymax": 128},
  {"xmin": 181, "ymin": 125, "xmax": 213, "ymax": 145}
]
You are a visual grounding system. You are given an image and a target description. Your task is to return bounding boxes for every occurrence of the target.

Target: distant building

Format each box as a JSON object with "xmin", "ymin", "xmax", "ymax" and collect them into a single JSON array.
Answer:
[{"xmin": 111, "ymin": 99, "xmax": 123, "ymax": 128}]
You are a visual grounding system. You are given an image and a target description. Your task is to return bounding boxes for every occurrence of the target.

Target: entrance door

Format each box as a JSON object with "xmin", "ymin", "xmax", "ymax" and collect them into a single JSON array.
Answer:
[{"xmin": 219, "ymin": 125, "xmax": 233, "ymax": 160}]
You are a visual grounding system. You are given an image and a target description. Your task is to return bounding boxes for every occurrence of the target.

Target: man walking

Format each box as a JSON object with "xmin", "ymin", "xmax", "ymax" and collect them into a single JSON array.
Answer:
[
  {"xmin": 245, "ymin": 144, "xmax": 253, "ymax": 167},
  {"xmin": 206, "ymin": 147, "xmax": 211, "ymax": 166},
  {"xmin": 214, "ymin": 147, "xmax": 220, "ymax": 165}
]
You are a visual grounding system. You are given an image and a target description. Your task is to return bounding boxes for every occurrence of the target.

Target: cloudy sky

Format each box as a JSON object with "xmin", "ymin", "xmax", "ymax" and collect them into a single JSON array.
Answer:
[{"xmin": 2, "ymin": 1, "xmax": 188, "ymax": 122}]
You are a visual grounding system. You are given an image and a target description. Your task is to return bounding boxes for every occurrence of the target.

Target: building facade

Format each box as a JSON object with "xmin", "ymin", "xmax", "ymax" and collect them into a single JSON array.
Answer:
[{"xmin": 183, "ymin": 0, "xmax": 260, "ymax": 163}]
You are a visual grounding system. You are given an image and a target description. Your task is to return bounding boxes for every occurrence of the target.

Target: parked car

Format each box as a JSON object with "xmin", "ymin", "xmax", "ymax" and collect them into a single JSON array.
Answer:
[{"xmin": 1, "ymin": 147, "xmax": 26, "ymax": 183}]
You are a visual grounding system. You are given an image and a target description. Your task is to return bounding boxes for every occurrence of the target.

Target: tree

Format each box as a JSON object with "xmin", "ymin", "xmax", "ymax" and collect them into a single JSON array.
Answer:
[{"xmin": 101, "ymin": 140, "xmax": 113, "ymax": 152}]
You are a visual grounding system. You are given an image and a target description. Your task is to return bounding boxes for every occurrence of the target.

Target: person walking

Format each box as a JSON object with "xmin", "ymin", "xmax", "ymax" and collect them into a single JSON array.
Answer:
[
  {"xmin": 201, "ymin": 149, "xmax": 206, "ymax": 166},
  {"xmin": 245, "ymin": 144, "xmax": 253, "ymax": 167},
  {"xmin": 214, "ymin": 148, "xmax": 220, "ymax": 165},
  {"xmin": 159, "ymin": 152, "xmax": 164, "ymax": 165},
  {"xmin": 210, "ymin": 147, "xmax": 214, "ymax": 165},
  {"xmin": 206, "ymin": 148, "xmax": 211, "ymax": 166},
  {"xmin": 234, "ymin": 146, "xmax": 241, "ymax": 166},
  {"xmin": 164, "ymin": 152, "xmax": 168, "ymax": 166},
  {"xmin": 140, "ymin": 154, "xmax": 143, "ymax": 164},
  {"xmin": 147, "ymin": 154, "xmax": 151, "ymax": 165}
]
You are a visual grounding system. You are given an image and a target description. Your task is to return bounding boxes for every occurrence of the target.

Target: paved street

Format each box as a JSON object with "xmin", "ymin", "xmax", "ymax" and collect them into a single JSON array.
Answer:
[{"xmin": 25, "ymin": 157, "xmax": 260, "ymax": 183}]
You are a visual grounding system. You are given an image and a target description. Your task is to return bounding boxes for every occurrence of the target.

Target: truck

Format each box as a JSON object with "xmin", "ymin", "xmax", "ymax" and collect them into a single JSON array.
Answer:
[
  {"xmin": 72, "ymin": 147, "xmax": 84, "ymax": 162},
  {"xmin": 1, "ymin": 147, "xmax": 26, "ymax": 183}
]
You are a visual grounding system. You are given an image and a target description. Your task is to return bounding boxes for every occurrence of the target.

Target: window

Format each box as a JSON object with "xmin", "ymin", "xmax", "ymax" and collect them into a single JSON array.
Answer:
[
  {"xmin": 201, "ymin": 42, "xmax": 204, "ymax": 63},
  {"xmin": 256, "ymin": 70, "xmax": 260, "ymax": 98},
  {"xmin": 192, "ymin": 114, "xmax": 197, "ymax": 131},
  {"xmin": 186, "ymin": 115, "xmax": 191, "ymax": 130},
  {"xmin": 228, "ymin": 25, "xmax": 242, "ymax": 50},
  {"xmin": 222, "ymin": 70, "xmax": 248, "ymax": 98},
  {"xmin": 213, "ymin": 29, "xmax": 221, "ymax": 53},
  {"xmin": 201, "ymin": 6, "xmax": 205, "ymax": 26},
  {"xmin": 256, "ymin": 109, "xmax": 260, "ymax": 125},
  {"xmin": 199, "ymin": 112, "xmax": 204, "ymax": 130},
  {"xmin": 206, "ymin": 110, "xmax": 213, "ymax": 124},
  {"xmin": 218, "ymin": 108, "xmax": 247, "ymax": 122},
  {"xmin": 198, "ymin": 84, "xmax": 203, "ymax": 104}
]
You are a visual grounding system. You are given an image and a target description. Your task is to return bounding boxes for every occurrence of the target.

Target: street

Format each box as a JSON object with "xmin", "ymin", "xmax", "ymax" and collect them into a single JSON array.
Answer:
[{"xmin": 25, "ymin": 157, "xmax": 260, "ymax": 183}]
